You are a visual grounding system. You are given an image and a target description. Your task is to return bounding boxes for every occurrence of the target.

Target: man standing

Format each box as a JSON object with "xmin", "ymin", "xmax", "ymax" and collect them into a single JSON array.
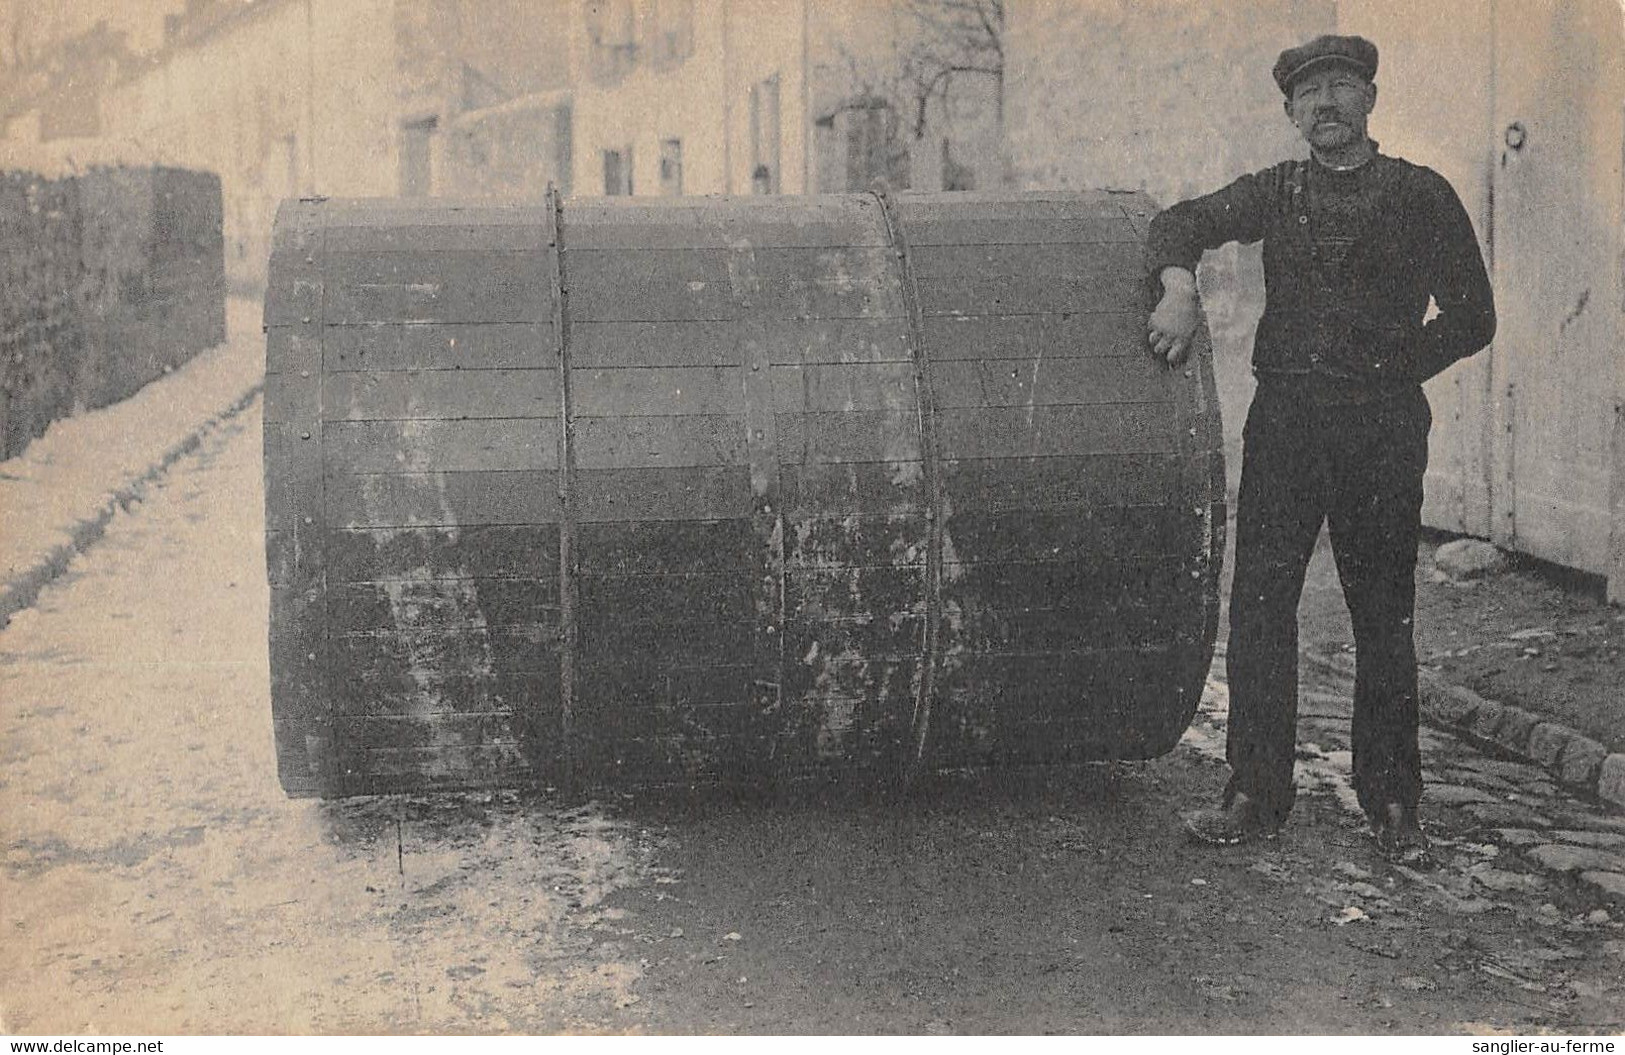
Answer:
[{"xmin": 1146, "ymin": 35, "xmax": 1496, "ymax": 862}]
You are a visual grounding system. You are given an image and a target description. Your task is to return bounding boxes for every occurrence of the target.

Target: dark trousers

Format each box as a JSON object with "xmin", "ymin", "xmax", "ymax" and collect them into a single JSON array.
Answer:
[{"xmin": 1224, "ymin": 382, "xmax": 1431, "ymax": 823}]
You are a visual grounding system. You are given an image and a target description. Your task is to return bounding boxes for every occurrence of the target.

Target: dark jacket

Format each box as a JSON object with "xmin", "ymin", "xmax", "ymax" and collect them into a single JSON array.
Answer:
[{"xmin": 1148, "ymin": 150, "xmax": 1496, "ymax": 394}]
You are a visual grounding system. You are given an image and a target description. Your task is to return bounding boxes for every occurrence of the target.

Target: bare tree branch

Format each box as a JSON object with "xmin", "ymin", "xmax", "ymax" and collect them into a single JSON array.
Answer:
[{"xmin": 825, "ymin": 0, "xmax": 1004, "ymax": 184}]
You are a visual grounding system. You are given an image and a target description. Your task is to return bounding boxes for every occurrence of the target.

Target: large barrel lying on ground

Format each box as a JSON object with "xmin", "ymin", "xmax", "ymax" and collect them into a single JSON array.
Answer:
[{"xmin": 263, "ymin": 191, "xmax": 1224, "ymax": 798}]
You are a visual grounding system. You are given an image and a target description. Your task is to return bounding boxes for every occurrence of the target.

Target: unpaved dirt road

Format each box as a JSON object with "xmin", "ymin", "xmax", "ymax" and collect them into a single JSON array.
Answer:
[{"xmin": 2, "ymin": 401, "xmax": 1622, "ymax": 1034}]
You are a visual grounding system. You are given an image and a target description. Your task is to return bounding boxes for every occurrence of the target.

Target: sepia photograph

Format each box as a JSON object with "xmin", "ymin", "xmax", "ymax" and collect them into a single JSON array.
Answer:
[{"xmin": 0, "ymin": 0, "xmax": 1622, "ymax": 1038}]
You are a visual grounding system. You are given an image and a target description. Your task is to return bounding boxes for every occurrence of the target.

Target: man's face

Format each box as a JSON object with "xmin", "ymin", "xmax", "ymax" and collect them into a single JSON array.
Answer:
[{"xmin": 1285, "ymin": 64, "xmax": 1376, "ymax": 151}]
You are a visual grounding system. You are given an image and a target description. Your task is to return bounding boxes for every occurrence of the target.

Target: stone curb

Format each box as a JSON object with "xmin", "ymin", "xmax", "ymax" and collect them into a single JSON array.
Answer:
[
  {"xmin": 1302, "ymin": 649, "xmax": 1625, "ymax": 907},
  {"xmin": 1300, "ymin": 649, "xmax": 1625, "ymax": 816},
  {"xmin": 0, "ymin": 381, "xmax": 263, "ymax": 628}
]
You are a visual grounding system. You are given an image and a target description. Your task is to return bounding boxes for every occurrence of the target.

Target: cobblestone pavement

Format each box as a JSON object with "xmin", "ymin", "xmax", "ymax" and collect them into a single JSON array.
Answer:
[{"xmin": 1, "ymin": 399, "xmax": 1623, "ymax": 1034}]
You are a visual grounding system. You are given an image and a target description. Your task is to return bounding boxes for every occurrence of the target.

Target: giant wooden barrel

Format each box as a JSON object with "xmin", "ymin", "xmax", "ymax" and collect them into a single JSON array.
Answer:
[{"xmin": 262, "ymin": 191, "xmax": 1224, "ymax": 798}]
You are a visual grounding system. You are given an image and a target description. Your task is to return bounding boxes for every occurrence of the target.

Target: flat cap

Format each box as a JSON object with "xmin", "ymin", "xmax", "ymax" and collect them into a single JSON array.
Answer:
[{"xmin": 1273, "ymin": 34, "xmax": 1378, "ymax": 94}]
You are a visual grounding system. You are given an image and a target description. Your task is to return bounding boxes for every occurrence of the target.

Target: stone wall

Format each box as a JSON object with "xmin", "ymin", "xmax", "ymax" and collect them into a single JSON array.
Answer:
[{"xmin": 0, "ymin": 166, "xmax": 225, "ymax": 460}]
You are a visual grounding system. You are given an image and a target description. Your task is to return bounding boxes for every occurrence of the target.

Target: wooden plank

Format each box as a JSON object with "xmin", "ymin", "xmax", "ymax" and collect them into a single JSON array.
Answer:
[
  {"xmin": 936, "ymin": 648, "xmax": 1182, "ymax": 706},
  {"xmin": 565, "ymin": 217, "xmax": 888, "ymax": 250},
  {"xmin": 264, "ymin": 327, "xmax": 320, "ymax": 376},
  {"xmin": 777, "ymin": 411, "xmax": 923, "ymax": 465},
  {"xmin": 263, "ymin": 205, "xmax": 324, "ymax": 326},
  {"xmin": 264, "ymin": 529, "xmax": 294, "ymax": 586},
  {"xmin": 325, "ymin": 223, "xmax": 542, "ymax": 253},
  {"xmin": 784, "ymin": 513, "xmax": 929, "ymax": 569},
  {"xmin": 334, "ymin": 625, "xmax": 563, "ymax": 674},
  {"xmin": 931, "ymin": 357, "xmax": 1170, "ymax": 408},
  {"xmin": 268, "ymin": 585, "xmax": 326, "ymax": 720},
  {"xmin": 573, "ymin": 366, "xmax": 741, "ymax": 417},
  {"xmin": 326, "ymin": 470, "xmax": 561, "ymax": 528},
  {"xmin": 910, "ymin": 242, "xmax": 1141, "ymax": 280},
  {"xmin": 948, "ymin": 556, "xmax": 1189, "ymax": 608},
  {"xmin": 322, "ymin": 464, "xmax": 750, "ymax": 531},
  {"xmin": 317, "ymin": 199, "xmax": 549, "ymax": 223},
  {"xmin": 566, "ymin": 733, "xmax": 738, "ymax": 785},
  {"xmin": 329, "ymin": 578, "xmax": 560, "ymax": 631},
  {"xmin": 571, "ymin": 320, "xmax": 736, "ymax": 368},
  {"xmin": 892, "ymin": 194, "xmax": 1144, "ymax": 222},
  {"xmin": 934, "ymin": 648, "xmax": 1200, "ymax": 760},
  {"xmin": 937, "ymin": 404, "xmax": 1176, "ymax": 459},
  {"xmin": 576, "ymin": 616, "xmax": 756, "ymax": 664},
  {"xmin": 570, "ymin": 319, "xmax": 909, "ymax": 368},
  {"xmin": 939, "ymin": 711, "xmax": 1192, "ymax": 768},
  {"xmin": 785, "ymin": 566, "xmax": 923, "ymax": 620},
  {"xmin": 270, "ymin": 716, "xmax": 325, "ymax": 797},
  {"xmin": 570, "ymin": 674, "xmax": 766, "ymax": 776},
  {"xmin": 736, "ymin": 308, "xmax": 788, "ymax": 771},
  {"xmin": 330, "ymin": 666, "xmax": 559, "ymax": 712},
  {"xmin": 916, "ymin": 268, "xmax": 1146, "ymax": 317},
  {"xmin": 921, "ymin": 313, "xmax": 1145, "ymax": 360},
  {"xmin": 770, "ymin": 358, "xmax": 1168, "ymax": 412},
  {"xmin": 781, "ymin": 618, "xmax": 925, "ymax": 687},
  {"xmin": 262, "ymin": 425, "xmax": 298, "ymax": 530},
  {"xmin": 770, "ymin": 362, "xmax": 915, "ymax": 412},
  {"xmin": 577, "ymin": 466, "xmax": 751, "ymax": 522},
  {"xmin": 324, "ymin": 323, "xmax": 554, "ymax": 372},
  {"xmin": 343, "ymin": 744, "xmax": 536, "ymax": 793},
  {"xmin": 323, "ymin": 251, "xmax": 548, "ymax": 324},
  {"xmin": 901, "ymin": 217, "xmax": 1139, "ymax": 246},
  {"xmin": 264, "ymin": 200, "xmax": 332, "ymax": 793},
  {"xmin": 945, "ymin": 506, "xmax": 1197, "ymax": 564},
  {"xmin": 575, "ymin": 704, "xmax": 787, "ymax": 758},
  {"xmin": 566, "ymin": 247, "xmax": 902, "ymax": 322},
  {"xmin": 780, "ymin": 461, "xmax": 929, "ymax": 515},
  {"xmin": 768, "ymin": 318, "xmax": 910, "ymax": 365},
  {"xmin": 573, "ymin": 414, "xmax": 743, "ymax": 469},
  {"xmin": 576, "ymin": 520, "xmax": 754, "ymax": 576},
  {"xmin": 577, "ymin": 572, "xmax": 753, "ymax": 625},
  {"xmin": 324, "ymin": 369, "xmax": 558, "ymax": 420},
  {"xmin": 942, "ymin": 453, "xmax": 1177, "ymax": 511},
  {"xmin": 262, "ymin": 372, "xmax": 319, "ymax": 425},
  {"xmin": 264, "ymin": 270, "xmax": 323, "ymax": 327},
  {"xmin": 577, "ymin": 704, "xmax": 771, "ymax": 747},
  {"xmin": 331, "ymin": 712, "xmax": 533, "ymax": 749},
  {"xmin": 324, "ymin": 419, "xmax": 558, "ymax": 474},
  {"xmin": 943, "ymin": 598, "xmax": 1184, "ymax": 654},
  {"xmin": 327, "ymin": 524, "xmax": 559, "ymax": 582},
  {"xmin": 564, "ymin": 197, "xmax": 883, "ymax": 249},
  {"xmin": 780, "ymin": 620, "xmax": 926, "ymax": 671},
  {"xmin": 575, "ymin": 663, "xmax": 754, "ymax": 704},
  {"xmin": 781, "ymin": 404, "xmax": 1175, "ymax": 464}
]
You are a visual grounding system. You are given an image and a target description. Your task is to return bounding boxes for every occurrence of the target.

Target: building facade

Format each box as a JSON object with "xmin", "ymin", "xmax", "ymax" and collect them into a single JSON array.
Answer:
[
  {"xmin": 566, "ymin": 0, "xmax": 1003, "ymax": 197},
  {"xmin": 0, "ymin": 0, "xmax": 573, "ymax": 291}
]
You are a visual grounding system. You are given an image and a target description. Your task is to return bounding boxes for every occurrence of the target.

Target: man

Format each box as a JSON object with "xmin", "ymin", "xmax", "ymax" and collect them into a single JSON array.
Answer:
[{"xmin": 1146, "ymin": 34, "xmax": 1496, "ymax": 863}]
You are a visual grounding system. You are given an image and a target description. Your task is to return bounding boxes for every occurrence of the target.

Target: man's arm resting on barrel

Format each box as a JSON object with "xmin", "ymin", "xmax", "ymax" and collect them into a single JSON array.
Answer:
[
  {"xmin": 1149, "ymin": 266, "xmax": 1201, "ymax": 367},
  {"xmin": 1145, "ymin": 172, "xmax": 1274, "ymax": 368}
]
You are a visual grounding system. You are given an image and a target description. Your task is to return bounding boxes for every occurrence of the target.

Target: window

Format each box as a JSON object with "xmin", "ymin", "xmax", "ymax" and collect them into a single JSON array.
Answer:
[
  {"xmin": 659, "ymin": 138, "xmax": 683, "ymax": 196},
  {"xmin": 843, "ymin": 97, "xmax": 909, "ymax": 191},
  {"xmin": 584, "ymin": 0, "xmax": 636, "ymax": 83},
  {"xmin": 644, "ymin": 0, "xmax": 694, "ymax": 70},
  {"xmin": 941, "ymin": 139, "xmax": 975, "ymax": 192},
  {"xmin": 749, "ymin": 74, "xmax": 781, "ymax": 194},
  {"xmin": 604, "ymin": 147, "xmax": 634, "ymax": 195},
  {"xmin": 400, "ymin": 116, "xmax": 438, "ymax": 197}
]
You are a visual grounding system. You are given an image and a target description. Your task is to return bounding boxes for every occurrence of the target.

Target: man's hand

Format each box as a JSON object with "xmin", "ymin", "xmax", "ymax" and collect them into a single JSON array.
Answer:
[{"xmin": 1149, "ymin": 267, "xmax": 1200, "ymax": 368}]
